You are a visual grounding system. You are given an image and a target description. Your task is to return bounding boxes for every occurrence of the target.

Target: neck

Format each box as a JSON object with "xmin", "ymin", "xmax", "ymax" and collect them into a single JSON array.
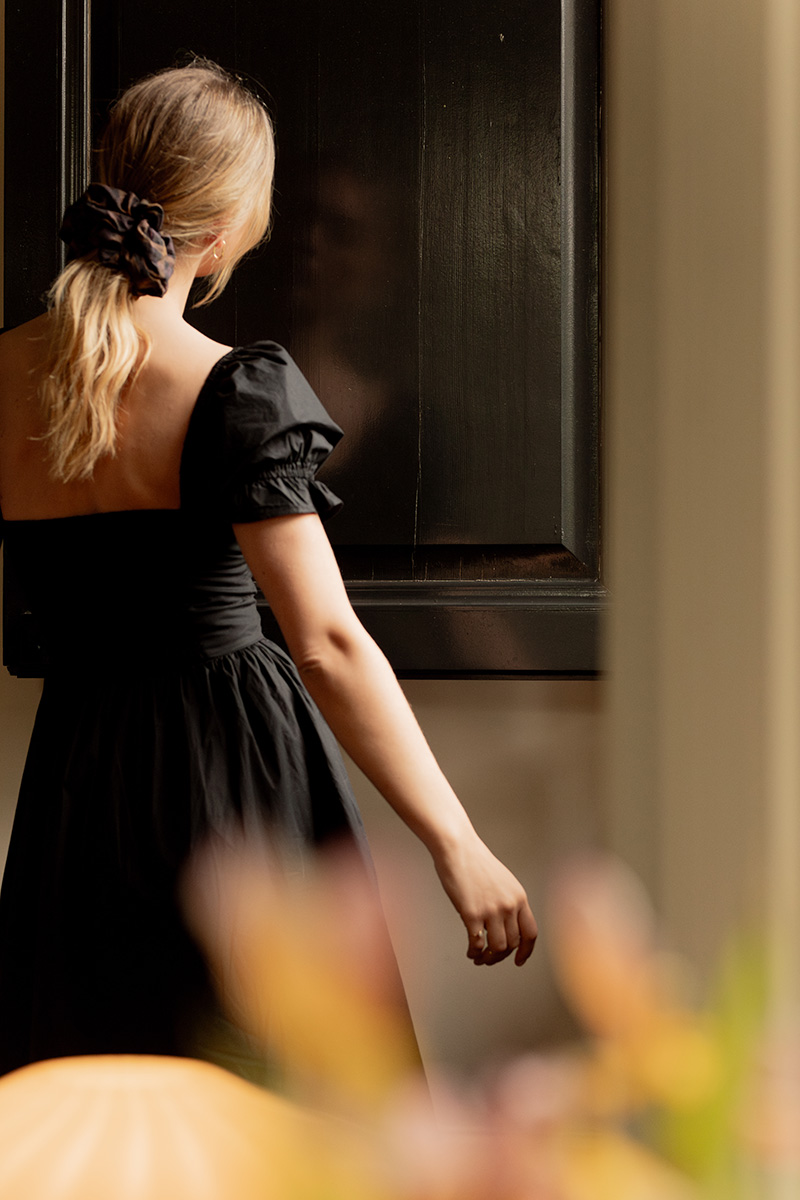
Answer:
[{"xmin": 133, "ymin": 252, "xmax": 207, "ymax": 331}]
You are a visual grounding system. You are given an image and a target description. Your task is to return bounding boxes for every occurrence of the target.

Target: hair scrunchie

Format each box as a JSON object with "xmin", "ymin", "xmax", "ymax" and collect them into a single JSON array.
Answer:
[{"xmin": 59, "ymin": 183, "xmax": 176, "ymax": 298}]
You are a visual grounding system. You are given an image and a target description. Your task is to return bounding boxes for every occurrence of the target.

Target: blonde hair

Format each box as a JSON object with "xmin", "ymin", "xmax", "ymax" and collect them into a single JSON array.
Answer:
[{"xmin": 41, "ymin": 61, "xmax": 275, "ymax": 481}]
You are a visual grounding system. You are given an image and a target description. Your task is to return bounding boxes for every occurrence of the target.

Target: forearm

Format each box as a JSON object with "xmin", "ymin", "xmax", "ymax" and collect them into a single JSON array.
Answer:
[
  {"xmin": 235, "ymin": 513, "xmax": 537, "ymax": 964},
  {"xmin": 296, "ymin": 628, "xmax": 477, "ymax": 857}
]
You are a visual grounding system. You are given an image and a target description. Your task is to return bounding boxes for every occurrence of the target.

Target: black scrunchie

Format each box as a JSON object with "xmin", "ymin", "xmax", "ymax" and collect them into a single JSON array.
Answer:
[{"xmin": 59, "ymin": 183, "xmax": 176, "ymax": 298}]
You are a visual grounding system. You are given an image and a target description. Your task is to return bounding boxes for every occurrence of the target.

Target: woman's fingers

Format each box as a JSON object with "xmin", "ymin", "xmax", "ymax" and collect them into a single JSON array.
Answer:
[
  {"xmin": 467, "ymin": 924, "xmax": 505, "ymax": 964},
  {"xmin": 483, "ymin": 912, "xmax": 509, "ymax": 961},
  {"xmin": 514, "ymin": 903, "xmax": 538, "ymax": 965},
  {"xmin": 467, "ymin": 926, "xmax": 486, "ymax": 961},
  {"xmin": 467, "ymin": 905, "xmax": 537, "ymax": 965},
  {"xmin": 468, "ymin": 935, "xmax": 513, "ymax": 965}
]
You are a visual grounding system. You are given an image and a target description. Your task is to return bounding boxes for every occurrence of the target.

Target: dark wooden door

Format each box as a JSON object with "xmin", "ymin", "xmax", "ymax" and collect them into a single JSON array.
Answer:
[{"xmin": 4, "ymin": 0, "xmax": 602, "ymax": 676}]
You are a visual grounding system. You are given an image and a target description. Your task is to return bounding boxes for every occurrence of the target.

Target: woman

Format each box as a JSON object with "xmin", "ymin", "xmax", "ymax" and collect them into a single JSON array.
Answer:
[{"xmin": 0, "ymin": 61, "xmax": 536, "ymax": 1076}]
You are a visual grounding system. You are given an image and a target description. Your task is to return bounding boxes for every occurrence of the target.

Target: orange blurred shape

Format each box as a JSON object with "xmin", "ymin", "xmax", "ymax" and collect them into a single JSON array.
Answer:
[
  {"xmin": 548, "ymin": 854, "xmax": 670, "ymax": 1039},
  {"xmin": 626, "ymin": 1011, "xmax": 719, "ymax": 1107},
  {"xmin": 0, "ymin": 1054, "xmax": 386, "ymax": 1200},
  {"xmin": 547, "ymin": 855, "xmax": 721, "ymax": 1111},
  {"xmin": 183, "ymin": 835, "xmax": 421, "ymax": 1113}
]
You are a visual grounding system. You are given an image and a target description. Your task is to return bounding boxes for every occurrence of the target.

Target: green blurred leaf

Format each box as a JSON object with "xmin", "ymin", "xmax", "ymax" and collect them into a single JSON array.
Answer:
[{"xmin": 654, "ymin": 931, "xmax": 767, "ymax": 1191}]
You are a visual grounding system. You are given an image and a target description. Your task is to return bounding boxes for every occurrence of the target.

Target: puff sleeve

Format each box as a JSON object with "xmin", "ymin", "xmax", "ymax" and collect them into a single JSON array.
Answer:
[{"xmin": 185, "ymin": 341, "xmax": 343, "ymax": 523}]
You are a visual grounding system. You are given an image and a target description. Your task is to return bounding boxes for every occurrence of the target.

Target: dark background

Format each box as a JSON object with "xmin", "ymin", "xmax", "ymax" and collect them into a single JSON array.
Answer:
[{"xmin": 4, "ymin": 0, "xmax": 602, "ymax": 675}]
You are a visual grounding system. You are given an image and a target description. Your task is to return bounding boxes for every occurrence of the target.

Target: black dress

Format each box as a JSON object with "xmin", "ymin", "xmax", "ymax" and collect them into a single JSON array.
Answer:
[{"xmin": 0, "ymin": 341, "xmax": 374, "ymax": 1077}]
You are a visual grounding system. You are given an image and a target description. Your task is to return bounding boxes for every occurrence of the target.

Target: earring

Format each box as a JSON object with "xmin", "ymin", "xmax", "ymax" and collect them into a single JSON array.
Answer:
[{"xmin": 212, "ymin": 238, "xmax": 227, "ymax": 262}]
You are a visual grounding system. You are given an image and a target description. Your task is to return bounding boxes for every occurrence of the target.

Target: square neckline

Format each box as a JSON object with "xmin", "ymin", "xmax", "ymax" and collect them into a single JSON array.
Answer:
[{"xmin": 0, "ymin": 342, "xmax": 244, "ymax": 527}]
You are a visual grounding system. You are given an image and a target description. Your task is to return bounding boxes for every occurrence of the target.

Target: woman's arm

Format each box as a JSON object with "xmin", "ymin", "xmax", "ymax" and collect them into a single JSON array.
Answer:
[{"xmin": 235, "ymin": 512, "xmax": 537, "ymax": 965}]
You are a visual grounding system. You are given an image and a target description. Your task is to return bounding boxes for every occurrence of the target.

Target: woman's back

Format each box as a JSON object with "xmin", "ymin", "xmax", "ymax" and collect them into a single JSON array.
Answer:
[
  {"xmin": 0, "ymin": 326, "xmax": 347, "ymax": 675},
  {"xmin": 0, "ymin": 314, "xmax": 231, "ymax": 522}
]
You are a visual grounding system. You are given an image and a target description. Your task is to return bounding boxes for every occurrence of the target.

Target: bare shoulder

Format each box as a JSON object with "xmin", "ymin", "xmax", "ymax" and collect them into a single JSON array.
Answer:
[{"xmin": 140, "ymin": 317, "xmax": 232, "ymax": 397}]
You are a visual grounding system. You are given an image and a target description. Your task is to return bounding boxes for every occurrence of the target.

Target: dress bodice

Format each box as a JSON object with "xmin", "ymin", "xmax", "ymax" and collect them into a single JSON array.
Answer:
[
  {"xmin": 3, "ymin": 510, "xmax": 263, "ymax": 668},
  {"xmin": 1, "ymin": 342, "xmax": 343, "ymax": 672}
]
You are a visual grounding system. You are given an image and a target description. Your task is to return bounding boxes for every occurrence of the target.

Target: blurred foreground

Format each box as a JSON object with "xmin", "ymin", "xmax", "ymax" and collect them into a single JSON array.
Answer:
[{"xmin": 0, "ymin": 840, "xmax": 796, "ymax": 1199}]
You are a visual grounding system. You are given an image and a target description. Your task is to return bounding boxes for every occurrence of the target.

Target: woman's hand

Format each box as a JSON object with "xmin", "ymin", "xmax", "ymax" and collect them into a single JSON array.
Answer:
[{"xmin": 432, "ymin": 833, "xmax": 538, "ymax": 966}]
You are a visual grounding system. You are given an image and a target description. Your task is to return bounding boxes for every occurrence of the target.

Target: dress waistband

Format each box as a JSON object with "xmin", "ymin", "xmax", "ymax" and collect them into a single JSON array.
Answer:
[{"xmin": 41, "ymin": 601, "xmax": 265, "ymax": 674}]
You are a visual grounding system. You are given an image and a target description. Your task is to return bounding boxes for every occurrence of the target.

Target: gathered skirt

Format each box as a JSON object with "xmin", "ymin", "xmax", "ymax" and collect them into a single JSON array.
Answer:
[{"xmin": 0, "ymin": 637, "xmax": 369, "ymax": 1077}]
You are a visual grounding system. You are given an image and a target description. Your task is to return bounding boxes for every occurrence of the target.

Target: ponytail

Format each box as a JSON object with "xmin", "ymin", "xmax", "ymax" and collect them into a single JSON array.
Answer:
[{"xmin": 40, "ymin": 259, "xmax": 148, "ymax": 482}]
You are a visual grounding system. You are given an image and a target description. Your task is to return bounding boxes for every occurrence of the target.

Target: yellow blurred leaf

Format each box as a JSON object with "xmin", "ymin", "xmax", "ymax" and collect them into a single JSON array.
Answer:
[{"xmin": 558, "ymin": 1130, "xmax": 699, "ymax": 1200}]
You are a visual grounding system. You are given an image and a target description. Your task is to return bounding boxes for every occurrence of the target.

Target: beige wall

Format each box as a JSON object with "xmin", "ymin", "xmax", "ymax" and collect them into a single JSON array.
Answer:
[
  {"xmin": 605, "ymin": 0, "xmax": 769, "ymax": 967},
  {"xmin": 605, "ymin": 0, "xmax": 800, "ymax": 1037},
  {"xmin": 351, "ymin": 679, "xmax": 603, "ymax": 1073}
]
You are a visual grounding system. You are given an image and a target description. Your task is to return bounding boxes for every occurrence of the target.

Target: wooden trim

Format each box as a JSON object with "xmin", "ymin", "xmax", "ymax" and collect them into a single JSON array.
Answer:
[
  {"xmin": 561, "ymin": 0, "xmax": 601, "ymax": 570},
  {"xmin": 59, "ymin": 0, "xmax": 91, "ymax": 253}
]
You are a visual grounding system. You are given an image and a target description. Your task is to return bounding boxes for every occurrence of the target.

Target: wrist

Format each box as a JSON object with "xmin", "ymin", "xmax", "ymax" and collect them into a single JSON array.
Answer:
[{"xmin": 422, "ymin": 807, "xmax": 479, "ymax": 862}]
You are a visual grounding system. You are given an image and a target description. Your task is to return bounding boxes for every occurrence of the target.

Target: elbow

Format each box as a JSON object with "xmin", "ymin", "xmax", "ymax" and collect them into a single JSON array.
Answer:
[{"xmin": 293, "ymin": 625, "xmax": 365, "ymax": 687}]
